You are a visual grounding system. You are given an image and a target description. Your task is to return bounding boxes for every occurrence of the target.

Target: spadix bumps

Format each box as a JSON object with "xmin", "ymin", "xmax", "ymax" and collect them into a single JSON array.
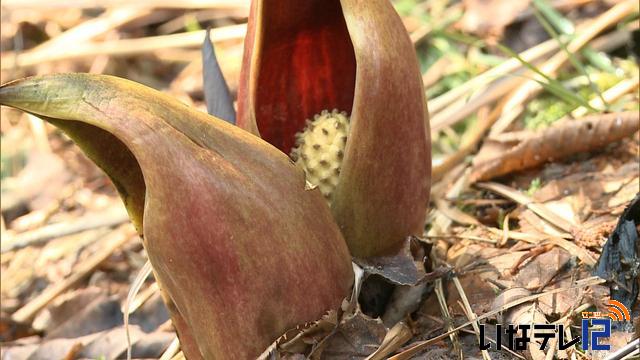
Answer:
[{"xmin": 291, "ymin": 109, "xmax": 350, "ymax": 199}]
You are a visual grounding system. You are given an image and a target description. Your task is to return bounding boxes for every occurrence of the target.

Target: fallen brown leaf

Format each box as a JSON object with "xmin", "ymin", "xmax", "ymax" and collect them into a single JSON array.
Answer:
[
  {"xmin": 445, "ymin": 274, "xmax": 500, "ymax": 316},
  {"xmin": 354, "ymin": 237, "xmax": 428, "ymax": 286},
  {"xmin": 512, "ymin": 247, "xmax": 570, "ymax": 288},
  {"xmin": 32, "ymin": 287, "xmax": 104, "ymax": 334},
  {"xmin": 10, "ymin": 227, "xmax": 134, "ymax": 324},
  {"xmin": 537, "ymin": 275, "xmax": 585, "ymax": 317},
  {"xmin": 471, "ymin": 111, "xmax": 640, "ymax": 182},
  {"xmin": 1, "ymin": 151, "xmax": 71, "ymax": 220},
  {"xmin": 318, "ymin": 309, "xmax": 386, "ymax": 360}
]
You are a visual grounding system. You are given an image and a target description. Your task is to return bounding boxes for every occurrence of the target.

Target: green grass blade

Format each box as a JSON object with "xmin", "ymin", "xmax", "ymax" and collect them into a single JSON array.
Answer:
[
  {"xmin": 495, "ymin": 43, "xmax": 595, "ymax": 110},
  {"xmin": 439, "ymin": 29, "xmax": 595, "ymax": 110},
  {"xmin": 532, "ymin": 1, "xmax": 607, "ymax": 106}
]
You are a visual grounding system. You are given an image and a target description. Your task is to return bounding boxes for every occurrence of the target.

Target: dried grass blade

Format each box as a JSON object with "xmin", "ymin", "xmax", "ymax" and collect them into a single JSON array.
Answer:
[
  {"xmin": 490, "ymin": 0, "xmax": 638, "ymax": 135},
  {"xmin": 475, "ymin": 182, "xmax": 576, "ymax": 233},
  {"xmin": 124, "ymin": 260, "xmax": 153, "ymax": 360},
  {"xmin": 365, "ymin": 321, "xmax": 413, "ymax": 360},
  {"xmin": 452, "ymin": 276, "xmax": 492, "ymax": 360},
  {"xmin": 32, "ymin": 7, "xmax": 152, "ymax": 54},
  {"xmin": 1, "ymin": 0, "xmax": 249, "ymax": 10},
  {"xmin": 159, "ymin": 337, "xmax": 181, "ymax": 360},
  {"xmin": 434, "ymin": 278, "xmax": 462, "ymax": 358},
  {"xmin": 428, "ymin": 38, "xmax": 559, "ymax": 115},
  {"xmin": 572, "ymin": 77, "xmax": 640, "ymax": 118},
  {"xmin": 1, "ymin": 24, "xmax": 247, "ymax": 70}
]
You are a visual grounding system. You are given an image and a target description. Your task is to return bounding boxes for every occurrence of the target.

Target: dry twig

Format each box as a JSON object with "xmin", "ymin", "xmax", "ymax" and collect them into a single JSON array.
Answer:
[
  {"xmin": 1, "ymin": 207, "xmax": 130, "ymax": 253},
  {"xmin": 471, "ymin": 111, "xmax": 640, "ymax": 182}
]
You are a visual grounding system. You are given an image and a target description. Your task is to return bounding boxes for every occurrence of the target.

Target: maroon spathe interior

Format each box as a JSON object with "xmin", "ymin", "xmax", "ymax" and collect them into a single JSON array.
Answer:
[{"xmin": 255, "ymin": 0, "xmax": 356, "ymax": 154}]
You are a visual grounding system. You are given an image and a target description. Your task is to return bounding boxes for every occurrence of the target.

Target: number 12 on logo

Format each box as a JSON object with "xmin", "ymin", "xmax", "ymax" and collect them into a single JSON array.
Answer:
[{"xmin": 581, "ymin": 318, "xmax": 611, "ymax": 351}]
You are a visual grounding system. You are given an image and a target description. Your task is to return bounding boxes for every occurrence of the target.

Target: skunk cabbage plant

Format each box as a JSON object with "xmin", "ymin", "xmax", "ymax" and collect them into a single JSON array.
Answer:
[
  {"xmin": 0, "ymin": 75, "xmax": 353, "ymax": 359},
  {"xmin": 237, "ymin": 0, "xmax": 431, "ymax": 258},
  {"xmin": 0, "ymin": 0, "xmax": 430, "ymax": 358}
]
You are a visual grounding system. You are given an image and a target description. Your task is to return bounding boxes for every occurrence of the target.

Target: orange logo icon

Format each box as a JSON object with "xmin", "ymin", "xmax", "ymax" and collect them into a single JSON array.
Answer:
[{"xmin": 605, "ymin": 300, "xmax": 631, "ymax": 322}]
